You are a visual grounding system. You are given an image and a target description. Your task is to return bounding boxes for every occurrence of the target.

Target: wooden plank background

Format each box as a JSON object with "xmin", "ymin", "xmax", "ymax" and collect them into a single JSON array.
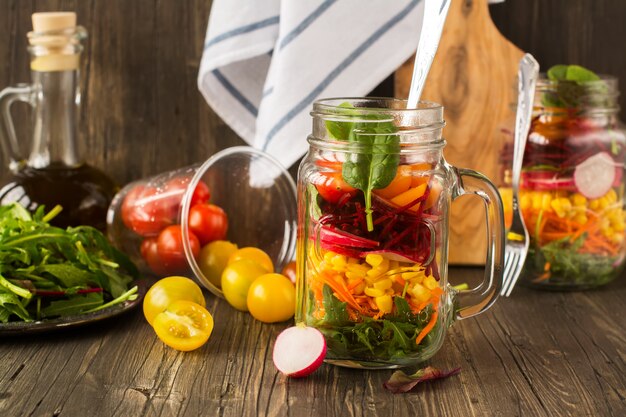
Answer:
[{"xmin": 1, "ymin": 0, "xmax": 625, "ymax": 185}]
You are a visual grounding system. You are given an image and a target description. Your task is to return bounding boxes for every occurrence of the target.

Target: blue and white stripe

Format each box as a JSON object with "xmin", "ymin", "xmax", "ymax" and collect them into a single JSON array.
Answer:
[{"xmin": 198, "ymin": 0, "xmax": 425, "ymax": 168}]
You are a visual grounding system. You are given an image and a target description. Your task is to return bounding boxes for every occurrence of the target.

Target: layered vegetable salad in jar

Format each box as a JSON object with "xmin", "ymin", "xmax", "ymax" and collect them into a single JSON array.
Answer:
[{"xmin": 500, "ymin": 65, "xmax": 626, "ymax": 289}]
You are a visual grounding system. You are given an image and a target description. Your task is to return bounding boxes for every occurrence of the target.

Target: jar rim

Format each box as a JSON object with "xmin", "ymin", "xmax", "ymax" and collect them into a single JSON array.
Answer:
[{"xmin": 312, "ymin": 97, "xmax": 445, "ymax": 132}]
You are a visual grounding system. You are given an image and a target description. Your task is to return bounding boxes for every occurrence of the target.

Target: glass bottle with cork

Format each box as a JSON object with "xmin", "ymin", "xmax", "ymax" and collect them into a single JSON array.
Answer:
[{"xmin": 0, "ymin": 12, "xmax": 117, "ymax": 231}]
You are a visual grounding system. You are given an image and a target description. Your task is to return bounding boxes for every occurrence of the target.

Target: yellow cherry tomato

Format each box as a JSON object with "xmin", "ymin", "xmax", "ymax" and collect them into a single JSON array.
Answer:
[
  {"xmin": 228, "ymin": 247, "xmax": 274, "ymax": 273},
  {"xmin": 198, "ymin": 240, "xmax": 239, "ymax": 288},
  {"xmin": 143, "ymin": 276, "xmax": 205, "ymax": 326},
  {"xmin": 221, "ymin": 259, "xmax": 268, "ymax": 311},
  {"xmin": 152, "ymin": 300, "xmax": 214, "ymax": 351},
  {"xmin": 247, "ymin": 273, "xmax": 296, "ymax": 323}
]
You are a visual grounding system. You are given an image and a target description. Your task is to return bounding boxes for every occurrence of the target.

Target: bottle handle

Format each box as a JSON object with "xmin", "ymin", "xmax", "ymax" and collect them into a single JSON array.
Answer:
[
  {"xmin": 451, "ymin": 167, "xmax": 505, "ymax": 320},
  {"xmin": 0, "ymin": 84, "xmax": 34, "ymax": 170}
]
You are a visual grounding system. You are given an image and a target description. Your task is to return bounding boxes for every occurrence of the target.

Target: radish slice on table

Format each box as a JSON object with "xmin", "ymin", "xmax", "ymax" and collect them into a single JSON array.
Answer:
[
  {"xmin": 574, "ymin": 152, "xmax": 616, "ymax": 199},
  {"xmin": 273, "ymin": 325, "xmax": 327, "ymax": 378}
]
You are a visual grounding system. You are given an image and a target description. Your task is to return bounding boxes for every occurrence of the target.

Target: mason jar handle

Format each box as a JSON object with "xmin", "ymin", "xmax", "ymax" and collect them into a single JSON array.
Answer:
[
  {"xmin": 0, "ymin": 84, "xmax": 35, "ymax": 168},
  {"xmin": 452, "ymin": 167, "xmax": 505, "ymax": 320}
]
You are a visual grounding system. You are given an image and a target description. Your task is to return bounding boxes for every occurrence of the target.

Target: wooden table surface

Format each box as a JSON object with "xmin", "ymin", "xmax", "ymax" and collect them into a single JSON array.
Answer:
[{"xmin": 1, "ymin": 267, "xmax": 624, "ymax": 417}]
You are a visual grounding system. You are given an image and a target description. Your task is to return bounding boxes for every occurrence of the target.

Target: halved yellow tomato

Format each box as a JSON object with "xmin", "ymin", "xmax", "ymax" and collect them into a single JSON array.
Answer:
[
  {"xmin": 143, "ymin": 276, "xmax": 206, "ymax": 326},
  {"xmin": 152, "ymin": 300, "xmax": 214, "ymax": 351}
]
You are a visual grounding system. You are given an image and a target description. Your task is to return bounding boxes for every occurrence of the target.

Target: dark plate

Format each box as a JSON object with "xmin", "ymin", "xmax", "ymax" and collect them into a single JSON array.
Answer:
[{"xmin": 0, "ymin": 280, "xmax": 147, "ymax": 335}]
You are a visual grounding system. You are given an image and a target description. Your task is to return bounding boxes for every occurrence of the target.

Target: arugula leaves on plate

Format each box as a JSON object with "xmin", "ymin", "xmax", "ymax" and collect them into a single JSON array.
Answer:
[{"xmin": 0, "ymin": 203, "xmax": 139, "ymax": 323}]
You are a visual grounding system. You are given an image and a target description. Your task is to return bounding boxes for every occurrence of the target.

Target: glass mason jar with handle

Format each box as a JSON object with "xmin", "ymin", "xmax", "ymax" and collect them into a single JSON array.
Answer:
[
  {"xmin": 296, "ymin": 98, "xmax": 505, "ymax": 369},
  {"xmin": 0, "ymin": 12, "xmax": 117, "ymax": 231},
  {"xmin": 499, "ymin": 74, "xmax": 626, "ymax": 290}
]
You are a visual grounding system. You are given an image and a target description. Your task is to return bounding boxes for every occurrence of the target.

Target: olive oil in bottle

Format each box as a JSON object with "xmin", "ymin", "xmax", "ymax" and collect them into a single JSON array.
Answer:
[{"xmin": 0, "ymin": 12, "xmax": 117, "ymax": 231}]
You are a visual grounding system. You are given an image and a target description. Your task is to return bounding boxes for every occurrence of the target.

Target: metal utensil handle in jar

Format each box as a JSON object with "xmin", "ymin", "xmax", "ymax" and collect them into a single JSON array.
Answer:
[{"xmin": 407, "ymin": 0, "xmax": 452, "ymax": 108}]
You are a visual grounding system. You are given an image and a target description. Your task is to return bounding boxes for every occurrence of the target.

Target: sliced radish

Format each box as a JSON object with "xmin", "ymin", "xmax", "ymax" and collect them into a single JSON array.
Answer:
[
  {"xmin": 273, "ymin": 325, "xmax": 327, "ymax": 378},
  {"xmin": 319, "ymin": 225, "xmax": 379, "ymax": 248},
  {"xmin": 574, "ymin": 152, "xmax": 616, "ymax": 199},
  {"xmin": 521, "ymin": 172, "xmax": 576, "ymax": 191}
]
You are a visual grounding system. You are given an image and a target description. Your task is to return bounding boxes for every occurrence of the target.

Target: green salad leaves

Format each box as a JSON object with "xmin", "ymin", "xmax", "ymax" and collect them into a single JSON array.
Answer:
[
  {"xmin": 316, "ymin": 284, "xmax": 437, "ymax": 362},
  {"xmin": 542, "ymin": 64, "xmax": 604, "ymax": 108},
  {"xmin": 0, "ymin": 203, "xmax": 138, "ymax": 323},
  {"xmin": 325, "ymin": 103, "xmax": 400, "ymax": 231}
]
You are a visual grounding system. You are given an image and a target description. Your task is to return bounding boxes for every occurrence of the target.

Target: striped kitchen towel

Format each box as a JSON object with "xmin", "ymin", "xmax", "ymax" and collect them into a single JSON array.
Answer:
[{"xmin": 197, "ymin": 0, "xmax": 501, "ymax": 168}]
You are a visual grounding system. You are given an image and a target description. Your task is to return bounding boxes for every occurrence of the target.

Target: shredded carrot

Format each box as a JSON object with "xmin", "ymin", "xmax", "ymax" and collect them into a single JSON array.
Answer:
[
  {"xmin": 415, "ymin": 311, "xmax": 438, "ymax": 345},
  {"xmin": 321, "ymin": 272, "xmax": 362, "ymax": 312},
  {"xmin": 533, "ymin": 272, "xmax": 551, "ymax": 282},
  {"xmin": 430, "ymin": 287, "xmax": 444, "ymax": 299},
  {"xmin": 347, "ymin": 277, "xmax": 363, "ymax": 291}
]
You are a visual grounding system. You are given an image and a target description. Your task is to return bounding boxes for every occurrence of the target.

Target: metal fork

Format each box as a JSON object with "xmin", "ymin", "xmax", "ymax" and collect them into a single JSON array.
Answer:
[{"xmin": 501, "ymin": 54, "xmax": 539, "ymax": 297}]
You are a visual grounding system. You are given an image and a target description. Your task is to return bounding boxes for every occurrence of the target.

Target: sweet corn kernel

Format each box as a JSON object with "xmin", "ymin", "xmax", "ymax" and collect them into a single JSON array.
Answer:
[
  {"xmin": 423, "ymin": 275, "xmax": 439, "ymax": 290},
  {"xmin": 572, "ymin": 213, "xmax": 588, "ymax": 225},
  {"xmin": 323, "ymin": 251, "xmax": 335, "ymax": 262},
  {"xmin": 347, "ymin": 264, "xmax": 369, "ymax": 275},
  {"xmin": 606, "ymin": 189, "xmax": 618, "ymax": 204},
  {"xmin": 373, "ymin": 278, "xmax": 393, "ymax": 291},
  {"xmin": 331, "ymin": 255, "xmax": 346, "ymax": 267},
  {"xmin": 551, "ymin": 198, "xmax": 572, "ymax": 218},
  {"xmin": 532, "ymin": 193, "xmax": 542, "ymax": 210},
  {"xmin": 613, "ymin": 218, "xmax": 625, "ymax": 232},
  {"xmin": 401, "ymin": 271, "xmax": 422, "ymax": 281},
  {"xmin": 365, "ymin": 254, "xmax": 384, "ymax": 267},
  {"xmin": 366, "ymin": 259, "xmax": 389, "ymax": 278},
  {"xmin": 520, "ymin": 194, "xmax": 532, "ymax": 211},
  {"xmin": 411, "ymin": 283, "xmax": 431, "ymax": 303},
  {"xmin": 346, "ymin": 271, "xmax": 364, "ymax": 280},
  {"xmin": 571, "ymin": 193, "xmax": 587, "ymax": 207},
  {"xmin": 589, "ymin": 199, "xmax": 600, "ymax": 211},
  {"xmin": 365, "ymin": 287, "xmax": 385, "ymax": 297},
  {"xmin": 599, "ymin": 197, "xmax": 609, "ymax": 210},
  {"xmin": 541, "ymin": 193, "xmax": 553, "ymax": 211},
  {"xmin": 611, "ymin": 233, "xmax": 624, "ymax": 244},
  {"xmin": 375, "ymin": 295, "xmax": 393, "ymax": 314}
]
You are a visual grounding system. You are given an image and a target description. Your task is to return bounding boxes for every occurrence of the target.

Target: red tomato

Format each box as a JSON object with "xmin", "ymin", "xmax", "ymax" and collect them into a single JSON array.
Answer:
[
  {"xmin": 122, "ymin": 185, "xmax": 175, "ymax": 236},
  {"xmin": 188, "ymin": 204, "xmax": 228, "ymax": 245},
  {"xmin": 140, "ymin": 238, "xmax": 168, "ymax": 276},
  {"xmin": 157, "ymin": 225, "xmax": 201, "ymax": 274},
  {"xmin": 165, "ymin": 177, "xmax": 211, "ymax": 207},
  {"xmin": 312, "ymin": 172, "xmax": 357, "ymax": 204}
]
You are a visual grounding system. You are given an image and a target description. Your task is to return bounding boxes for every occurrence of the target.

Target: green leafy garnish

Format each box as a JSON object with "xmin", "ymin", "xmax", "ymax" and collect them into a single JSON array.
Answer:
[
  {"xmin": 542, "ymin": 64, "xmax": 603, "ymax": 108},
  {"xmin": 325, "ymin": 103, "xmax": 400, "ymax": 231},
  {"xmin": 0, "ymin": 203, "xmax": 138, "ymax": 323},
  {"xmin": 527, "ymin": 234, "xmax": 621, "ymax": 287},
  {"xmin": 315, "ymin": 284, "xmax": 437, "ymax": 362}
]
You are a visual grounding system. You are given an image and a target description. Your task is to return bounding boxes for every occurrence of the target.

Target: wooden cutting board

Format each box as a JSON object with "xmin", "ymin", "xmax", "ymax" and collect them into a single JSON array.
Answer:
[{"xmin": 396, "ymin": 0, "xmax": 524, "ymax": 265}]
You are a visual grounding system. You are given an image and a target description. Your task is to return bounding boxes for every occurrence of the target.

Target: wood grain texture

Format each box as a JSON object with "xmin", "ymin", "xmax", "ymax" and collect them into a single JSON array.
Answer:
[
  {"xmin": 0, "ymin": 267, "xmax": 624, "ymax": 417},
  {"xmin": 490, "ymin": 0, "xmax": 626, "ymax": 119},
  {"xmin": 396, "ymin": 0, "xmax": 524, "ymax": 265}
]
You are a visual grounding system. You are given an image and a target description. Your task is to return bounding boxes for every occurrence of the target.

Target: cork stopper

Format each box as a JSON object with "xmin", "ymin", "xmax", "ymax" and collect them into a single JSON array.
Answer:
[
  {"xmin": 32, "ymin": 12, "xmax": 76, "ymax": 33},
  {"xmin": 28, "ymin": 12, "xmax": 82, "ymax": 72}
]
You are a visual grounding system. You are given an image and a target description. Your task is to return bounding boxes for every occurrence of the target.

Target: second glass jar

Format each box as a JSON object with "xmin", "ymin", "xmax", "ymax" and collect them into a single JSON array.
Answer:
[{"xmin": 500, "ymin": 76, "xmax": 626, "ymax": 289}]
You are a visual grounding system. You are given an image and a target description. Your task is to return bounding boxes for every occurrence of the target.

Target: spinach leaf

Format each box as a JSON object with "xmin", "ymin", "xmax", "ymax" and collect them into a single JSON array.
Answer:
[
  {"xmin": 542, "ymin": 64, "xmax": 603, "ymax": 108},
  {"xmin": 325, "ymin": 103, "xmax": 400, "ymax": 231}
]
